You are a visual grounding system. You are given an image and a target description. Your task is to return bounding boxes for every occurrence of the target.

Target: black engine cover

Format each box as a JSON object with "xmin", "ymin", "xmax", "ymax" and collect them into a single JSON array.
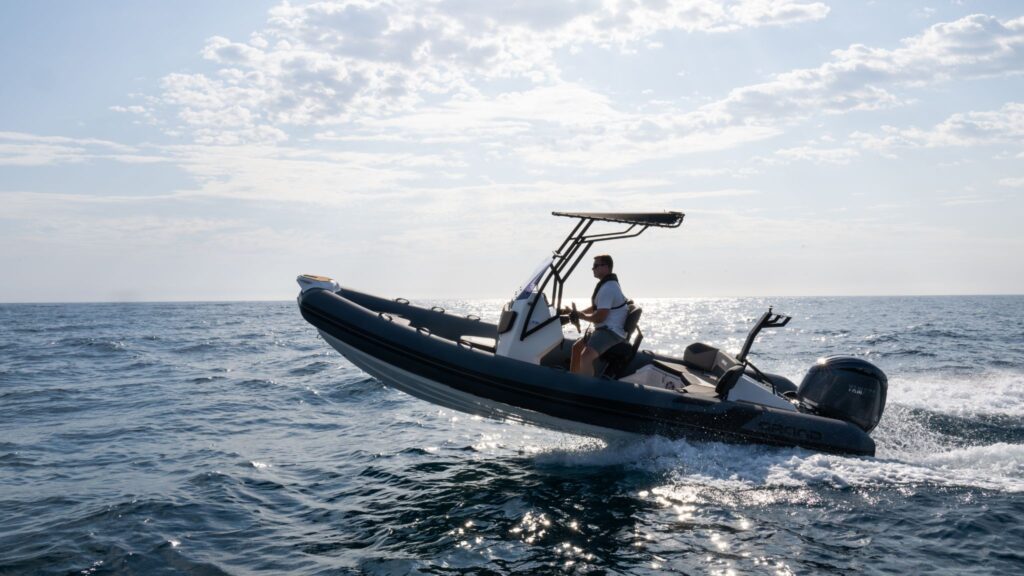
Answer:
[{"xmin": 798, "ymin": 356, "xmax": 887, "ymax": 433}]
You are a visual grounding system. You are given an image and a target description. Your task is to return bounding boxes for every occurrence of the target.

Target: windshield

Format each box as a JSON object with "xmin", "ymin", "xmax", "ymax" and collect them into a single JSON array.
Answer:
[{"xmin": 514, "ymin": 257, "xmax": 553, "ymax": 301}]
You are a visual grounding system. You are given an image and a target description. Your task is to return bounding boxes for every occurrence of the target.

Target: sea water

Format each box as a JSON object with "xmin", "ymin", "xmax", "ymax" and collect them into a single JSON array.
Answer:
[{"xmin": 1, "ymin": 296, "xmax": 1022, "ymax": 574}]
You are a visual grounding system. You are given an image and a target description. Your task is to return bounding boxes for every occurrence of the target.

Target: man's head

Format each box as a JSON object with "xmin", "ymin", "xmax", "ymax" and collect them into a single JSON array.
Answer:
[{"xmin": 592, "ymin": 254, "xmax": 613, "ymax": 279}]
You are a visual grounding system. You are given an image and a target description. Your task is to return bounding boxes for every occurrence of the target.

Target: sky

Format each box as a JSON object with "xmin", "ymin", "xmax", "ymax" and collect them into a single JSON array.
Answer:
[{"xmin": 1, "ymin": 0, "xmax": 1022, "ymax": 302}]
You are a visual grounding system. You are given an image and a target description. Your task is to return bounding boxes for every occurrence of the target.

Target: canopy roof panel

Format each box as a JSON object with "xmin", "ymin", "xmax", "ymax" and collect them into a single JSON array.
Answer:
[{"xmin": 552, "ymin": 211, "xmax": 684, "ymax": 228}]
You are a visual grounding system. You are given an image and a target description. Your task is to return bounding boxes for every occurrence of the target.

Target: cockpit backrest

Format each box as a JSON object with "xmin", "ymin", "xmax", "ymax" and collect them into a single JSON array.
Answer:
[
  {"xmin": 684, "ymin": 342, "xmax": 718, "ymax": 371},
  {"xmin": 684, "ymin": 342, "xmax": 740, "ymax": 378},
  {"xmin": 623, "ymin": 303, "xmax": 642, "ymax": 337},
  {"xmin": 597, "ymin": 304, "xmax": 644, "ymax": 379}
]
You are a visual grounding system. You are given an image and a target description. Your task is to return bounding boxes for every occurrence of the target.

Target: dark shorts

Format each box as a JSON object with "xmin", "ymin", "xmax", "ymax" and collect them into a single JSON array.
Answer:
[{"xmin": 587, "ymin": 327, "xmax": 626, "ymax": 355}]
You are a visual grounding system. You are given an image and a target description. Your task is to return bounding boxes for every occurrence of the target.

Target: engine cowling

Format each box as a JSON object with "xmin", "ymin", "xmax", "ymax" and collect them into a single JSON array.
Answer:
[{"xmin": 797, "ymin": 356, "xmax": 887, "ymax": 433}]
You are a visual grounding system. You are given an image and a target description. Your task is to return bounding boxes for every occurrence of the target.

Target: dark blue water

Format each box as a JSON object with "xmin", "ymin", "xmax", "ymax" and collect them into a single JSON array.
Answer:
[{"xmin": 2, "ymin": 296, "xmax": 1022, "ymax": 574}]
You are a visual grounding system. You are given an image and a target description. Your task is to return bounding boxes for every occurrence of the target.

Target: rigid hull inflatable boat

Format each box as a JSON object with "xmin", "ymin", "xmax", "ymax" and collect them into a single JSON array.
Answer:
[{"xmin": 297, "ymin": 212, "xmax": 888, "ymax": 456}]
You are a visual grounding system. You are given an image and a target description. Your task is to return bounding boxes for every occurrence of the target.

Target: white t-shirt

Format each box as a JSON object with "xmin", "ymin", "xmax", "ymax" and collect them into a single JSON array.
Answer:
[{"xmin": 595, "ymin": 280, "xmax": 628, "ymax": 338}]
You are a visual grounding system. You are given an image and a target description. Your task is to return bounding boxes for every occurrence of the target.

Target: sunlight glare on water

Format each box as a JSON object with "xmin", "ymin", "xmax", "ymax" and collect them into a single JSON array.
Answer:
[{"xmin": 0, "ymin": 296, "xmax": 1022, "ymax": 574}]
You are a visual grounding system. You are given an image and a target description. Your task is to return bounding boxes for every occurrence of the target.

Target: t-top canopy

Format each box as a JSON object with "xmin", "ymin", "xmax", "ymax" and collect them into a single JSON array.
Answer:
[{"xmin": 552, "ymin": 211, "xmax": 684, "ymax": 228}]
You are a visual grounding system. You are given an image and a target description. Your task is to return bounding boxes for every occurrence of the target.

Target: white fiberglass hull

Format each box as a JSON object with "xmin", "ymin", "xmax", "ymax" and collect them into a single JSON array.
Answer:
[{"xmin": 320, "ymin": 331, "xmax": 638, "ymax": 441}]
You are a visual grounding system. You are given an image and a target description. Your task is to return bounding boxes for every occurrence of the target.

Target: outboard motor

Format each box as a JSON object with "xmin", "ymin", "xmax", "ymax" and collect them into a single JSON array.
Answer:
[{"xmin": 797, "ymin": 356, "xmax": 887, "ymax": 433}]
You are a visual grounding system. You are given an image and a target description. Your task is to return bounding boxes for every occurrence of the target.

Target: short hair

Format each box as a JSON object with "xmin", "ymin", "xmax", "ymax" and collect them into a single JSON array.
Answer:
[{"xmin": 593, "ymin": 254, "xmax": 613, "ymax": 270}]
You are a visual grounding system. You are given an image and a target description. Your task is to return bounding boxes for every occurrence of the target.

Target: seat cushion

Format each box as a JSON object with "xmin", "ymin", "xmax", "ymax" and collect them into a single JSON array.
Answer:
[
  {"xmin": 683, "ymin": 342, "xmax": 719, "ymax": 371},
  {"xmin": 653, "ymin": 359, "xmax": 715, "ymax": 386}
]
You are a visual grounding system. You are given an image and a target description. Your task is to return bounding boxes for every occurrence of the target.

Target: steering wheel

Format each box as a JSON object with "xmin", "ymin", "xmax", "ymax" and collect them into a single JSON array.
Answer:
[{"xmin": 568, "ymin": 302, "xmax": 582, "ymax": 333}]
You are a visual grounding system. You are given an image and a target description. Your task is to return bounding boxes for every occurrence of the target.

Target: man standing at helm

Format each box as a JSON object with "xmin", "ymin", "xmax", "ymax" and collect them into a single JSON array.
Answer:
[{"xmin": 568, "ymin": 254, "xmax": 628, "ymax": 376}]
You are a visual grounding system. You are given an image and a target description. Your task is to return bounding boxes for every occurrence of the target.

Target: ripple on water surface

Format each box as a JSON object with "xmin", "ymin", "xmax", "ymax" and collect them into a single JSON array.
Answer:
[{"xmin": 0, "ymin": 297, "xmax": 1022, "ymax": 574}]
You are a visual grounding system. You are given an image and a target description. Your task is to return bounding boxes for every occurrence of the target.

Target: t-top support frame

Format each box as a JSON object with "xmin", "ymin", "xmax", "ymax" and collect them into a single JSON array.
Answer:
[{"xmin": 519, "ymin": 211, "xmax": 684, "ymax": 341}]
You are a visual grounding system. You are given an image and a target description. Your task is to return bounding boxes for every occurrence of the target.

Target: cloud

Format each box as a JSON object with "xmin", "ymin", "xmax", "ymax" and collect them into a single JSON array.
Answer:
[
  {"xmin": 109, "ymin": 104, "xmax": 161, "ymax": 126},
  {"xmin": 570, "ymin": 13, "xmax": 1024, "ymax": 165},
  {"xmin": 162, "ymin": 143, "xmax": 454, "ymax": 205},
  {"xmin": 0, "ymin": 132, "xmax": 147, "ymax": 166},
  {"xmin": 897, "ymin": 13, "xmax": 1024, "ymax": 81},
  {"xmin": 999, "ymin": 177, "xmax": 1024, "ymax": 188},
  {"xmin": 24, "ymin": 6, "xmax": 1017, "ymax": 207},
  {"xmin": 939, "ymin": 194, "xmax": 1000, "ymax": 207},
  {"xmin": 771, "ymin": 145, "xmax": 860, "ymax": 164},
  {"xmin": 145, "ymin": 0, "xmax": 829, "ymax": 144},
  {"xmin": 513, "ymin": 122, "xmax": 781, "ymax": 169},
  {"xmin": 358, "ymin": 83, "xmax": 620, "ymax": 143},
  {"xmin": 0, "ymin": 189, "xmax": 345, "ymax": 258},
  {"xmin": 15, "ymin": 11, "xmax": 1021, "ymax": 210},
  {"xmin": 698, "ymin": 14, "xmax": 1024, "ymax": 126},
  {"xmin": 130, "ymin": 4, "xmax": 1024, "ymax": 175},
  {"xmin": 349, "ymin": 12, "xmax": 1024, "ymax": 169},
  {"xmin": 852, "ymin": 102, "xmax": 1024, "ymax": 151}
]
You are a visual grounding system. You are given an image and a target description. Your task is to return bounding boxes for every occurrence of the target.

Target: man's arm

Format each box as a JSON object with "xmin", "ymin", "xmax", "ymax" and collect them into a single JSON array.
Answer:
[{"xmin": 582, "ymin": 308, "xmax": 609, "ymax": 324}]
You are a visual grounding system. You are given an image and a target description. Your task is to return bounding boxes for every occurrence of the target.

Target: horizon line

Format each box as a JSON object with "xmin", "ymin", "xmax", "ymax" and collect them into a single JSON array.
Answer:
[{"xmin": 2, "ymin": 292, "xmax": 1022, "ymax": 305}]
